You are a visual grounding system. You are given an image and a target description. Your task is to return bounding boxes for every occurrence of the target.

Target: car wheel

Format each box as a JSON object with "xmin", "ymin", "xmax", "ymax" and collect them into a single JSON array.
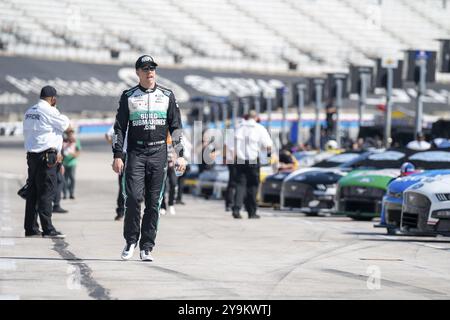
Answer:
[
  {"xmin": 350, "ymin": 216, "xmax": 373, "ymax": 221},
  {"xmin": 305, "ymin": 212, "xmax": 319, "ymax": 217},
  {"xmin": 387, "ymin": 227, "xmax": 396, "ymax": 235}
]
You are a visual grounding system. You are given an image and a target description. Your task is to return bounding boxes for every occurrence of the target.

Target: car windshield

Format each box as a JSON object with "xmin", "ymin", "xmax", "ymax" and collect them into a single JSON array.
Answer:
[
  {"xmin": 409, "ymin": 151, "xmax": 450, "ymax": 169},
  {"xmin": 313, "ymin": 153, "xmax": 360, "ymax": 168},
  {"xmin": 293, "ymin": 151, "xmax": 316, "ymax": 160},
  {"xmin": 355, "ymin": 150, "xmax": 407, "ymax": 170}
]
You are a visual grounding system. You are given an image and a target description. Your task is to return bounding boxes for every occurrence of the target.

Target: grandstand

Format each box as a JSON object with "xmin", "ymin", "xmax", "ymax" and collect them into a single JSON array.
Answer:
[{"xmin": 1, "ymin": 0, "xmax": 449, "ymax": 73}]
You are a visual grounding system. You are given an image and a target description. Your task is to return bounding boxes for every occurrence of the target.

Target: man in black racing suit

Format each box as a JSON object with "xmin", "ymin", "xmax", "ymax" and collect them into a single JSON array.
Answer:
[{"xmin": 112, "ymin": 55, "xmax": 187, "ymax": 262}]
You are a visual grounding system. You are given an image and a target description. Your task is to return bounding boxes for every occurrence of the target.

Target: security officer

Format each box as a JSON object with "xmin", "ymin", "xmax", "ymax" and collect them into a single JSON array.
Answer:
[
  {"xmin": 23, "ymin": 85, "xmax": 70, "ymax": 238},
  {"xmin": 231, "ymin": 110, "xmax": 272, "ymax": 219},
  {"xmin": 112, "ymin": 55, "xmax": 187, "ymax": 261}
]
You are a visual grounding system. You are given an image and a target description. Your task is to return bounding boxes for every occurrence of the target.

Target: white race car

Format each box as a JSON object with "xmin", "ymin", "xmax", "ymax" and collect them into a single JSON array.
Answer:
[
  {"xmin": 196, "ymin": 165, "xmax": 229, "ymax": 199},
  {"xmin": 401, "ymin": 175, "xmax": 450, "ymax": 236}
]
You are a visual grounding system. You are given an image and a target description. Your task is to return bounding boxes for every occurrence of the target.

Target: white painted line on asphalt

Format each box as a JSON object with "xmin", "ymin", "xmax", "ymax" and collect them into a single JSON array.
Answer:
[
  {"xmin": 413, "ymin": 242, "xmax": 446, "ymax": 250},
  {"xmin": 0, "ymin": 239, "xmax": 15, "ymax": 246},
  {"xmin": 379, "ymin": 235, "xmax": 398, "ymax": 240},
  {"xmin": 0, "ymin": 295, "xmax": 20, "ymax": 300},
  {"xmin": 0, "ymin": 260, "xmax": 16, "ymax": 270},
  {"xmin": 0, "ymin": 172, "xmax": 24, "ymax": 180}
]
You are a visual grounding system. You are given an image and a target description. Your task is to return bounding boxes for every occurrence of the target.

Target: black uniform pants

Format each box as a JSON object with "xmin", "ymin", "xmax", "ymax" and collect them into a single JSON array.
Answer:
[
  {"xmin": 225, "ymin": 164, "xmax": 237, "ymax": 208},
  {"xmin": 123, "ymin": 145, "xmax": 167, "ymax": 251},
  {"xmin": 232, "ymin": 163, "xmax": 260, "ymax": 216},
  {"xmin": 24, "ymin": 152, "xmax": 57, "ymax": 234},
  {"xmin": 161, "ymin": 167, "xmax": 177, "ymax": 209}
]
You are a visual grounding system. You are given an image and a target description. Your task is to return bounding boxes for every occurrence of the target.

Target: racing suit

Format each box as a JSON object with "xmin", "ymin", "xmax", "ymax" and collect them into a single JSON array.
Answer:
[{"xmin": 113, "ymin": 84, "xmax": 183, "ymax": 251}]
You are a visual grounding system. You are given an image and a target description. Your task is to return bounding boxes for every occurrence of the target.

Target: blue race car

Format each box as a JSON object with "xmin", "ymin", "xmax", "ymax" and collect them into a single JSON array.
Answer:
[{"xmin": 376, "ymin": 169, "xmax": 450, "ymax": 234}]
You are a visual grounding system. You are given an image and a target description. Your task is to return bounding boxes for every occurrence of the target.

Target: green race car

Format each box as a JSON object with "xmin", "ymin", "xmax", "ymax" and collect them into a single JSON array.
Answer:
[
  {"xmin": 335, "ymin": 149, "xmax": 412, "ymax": 221},
  {"xmin": 336, "ymin": 169, "xmax": 399, "ymax": 221}
]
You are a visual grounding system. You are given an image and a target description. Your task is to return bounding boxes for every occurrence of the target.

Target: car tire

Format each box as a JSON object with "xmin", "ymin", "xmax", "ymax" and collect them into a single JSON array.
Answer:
[
  {"xmin": 350, "ymin": 216, "xmax": 373, "ymax": 221},
  {"xmin": 387, "ymin": 227, "xmax": 396, "ymax": 235},
  {"xmin": 305, "ymin": 212, "xmax": 319, "ymax": 217}
]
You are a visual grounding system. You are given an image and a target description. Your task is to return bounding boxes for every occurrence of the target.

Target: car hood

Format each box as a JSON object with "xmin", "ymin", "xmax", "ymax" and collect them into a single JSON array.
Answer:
[
  {"xmin": 406, "ymin": 175, "xmax": 450, "ymax": 194},
  {"xmin": 288, "ymin": 169, "xmax": 345, "ymax": 185},
  {"xmin": 338, "ymin": 169, "xmax": 399, "ymax": 189},
  {"xmin": 285, "ymin": 167, "xmax": 341, "ymax": 182},
  {"xmin": 198, "ymin": 168, "xmax": 229, "ymax": 182},
  {"xmin": 388, "ymin": 170, "xmax": 450, "ymax": 194},
  {"xmin": 265, "ymin": 171, "xmax": 292, "ymax": 182}
]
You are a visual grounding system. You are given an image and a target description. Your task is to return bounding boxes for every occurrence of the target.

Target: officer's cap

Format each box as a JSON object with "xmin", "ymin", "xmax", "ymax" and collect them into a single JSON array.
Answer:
[{"xmin": 40, "ymin": 85, "xmax": 57, "ymax": 98}]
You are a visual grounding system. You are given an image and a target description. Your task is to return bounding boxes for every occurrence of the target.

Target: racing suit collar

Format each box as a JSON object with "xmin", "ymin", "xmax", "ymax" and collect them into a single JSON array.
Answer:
[{"xmin": 138, "ymin": 83, "xmax": 157, "ymax": 93}]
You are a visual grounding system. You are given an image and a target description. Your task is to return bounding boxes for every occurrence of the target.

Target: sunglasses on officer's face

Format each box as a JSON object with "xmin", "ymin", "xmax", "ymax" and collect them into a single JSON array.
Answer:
[{"xmin": 141, "ymin": 66, "xmax": 156, "ymax": 72}]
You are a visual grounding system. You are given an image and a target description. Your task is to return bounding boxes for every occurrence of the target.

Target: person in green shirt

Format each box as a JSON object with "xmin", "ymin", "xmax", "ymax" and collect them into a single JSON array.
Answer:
[{"xmin": 62, "ymin": 128, "xmax": 81, "ymax": 199}]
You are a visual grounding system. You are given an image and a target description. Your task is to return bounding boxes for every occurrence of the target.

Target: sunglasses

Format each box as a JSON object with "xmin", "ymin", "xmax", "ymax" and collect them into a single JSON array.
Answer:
[{"xmin": 141, "ymin": 66, "xmax": 156, "ymax": 72}]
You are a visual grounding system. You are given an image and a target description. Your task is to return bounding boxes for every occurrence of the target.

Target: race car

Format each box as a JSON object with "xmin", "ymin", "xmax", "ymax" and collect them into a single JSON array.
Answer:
[
  {"xmin": 259, "ymin": 140, "xmax": 345, "ymax": 207},
  {"xmin": 182, "ymin": 164, "xmax": 200, "ymax": 194},
  {"xmin": 260, "ymin": 171, "xmax": 291, "ymax": 206},
  {"xmin": 335, "ymin": 149, "xmax": 413, "ymax": 221},
  {"xmin": 376, "ymin": 149, "xmax": 450, "ymax": 233},
  {"xmin": 259, "ymin": 150, "xmax": 331, "ymax": 207},
  {"xmin": 196, "ymin": 165, "xmax": 228, "ymax": 199},
  {"xmin": 376, "ymin": 170, "xmax": 450, "ymax": 234},
  {"xmin": 401, "ymin": 175, "xmax": 450, "ymax": 236},
  {"xmin": 279, "ymin": 151, "xmax": 372, "ymax": 215},
  {"xmin": 196, "ymin": 161, "xmax": 276, "ymax": 201}
]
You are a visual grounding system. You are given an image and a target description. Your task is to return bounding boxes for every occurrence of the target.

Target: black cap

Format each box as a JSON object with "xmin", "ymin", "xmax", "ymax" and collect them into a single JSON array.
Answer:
[
  {"xmin": 135, "ymin": 55, "xmax": 158, "ymax": 69},
  {"xmin": 40, "ymin": 85, "xmax": 57, "ymax": 98}
]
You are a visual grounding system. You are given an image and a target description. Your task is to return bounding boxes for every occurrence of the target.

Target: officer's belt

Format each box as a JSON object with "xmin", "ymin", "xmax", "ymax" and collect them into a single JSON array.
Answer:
[
  {"xmin": 27, "ymin": 148, "xmax": 57, "ymax": 155},
  {"xmin": 135, "ymin": 140, "xmax": 165, "ymax": 147},
  {"xmin": 236, "ymin": 158, "xmax": 260, "ymax": 165}
]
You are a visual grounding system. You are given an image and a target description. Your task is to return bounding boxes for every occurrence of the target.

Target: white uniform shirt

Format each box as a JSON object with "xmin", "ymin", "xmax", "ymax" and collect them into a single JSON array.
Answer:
[
  {"xmin": 233, "ymin": 119, "xmax": 272, "ymax": 161},
  {"xmin": 23, "ymin": 99, "xmax": 70, "ymax": 153},
  {"xmin": 406, "ymin": 140, "xmax": 431, "ymax": 151}
]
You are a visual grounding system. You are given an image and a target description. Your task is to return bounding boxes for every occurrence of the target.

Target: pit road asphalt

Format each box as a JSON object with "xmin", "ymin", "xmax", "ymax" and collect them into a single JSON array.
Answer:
[{"xmin": 1, "ymin": 136, "xmax": 450, "ymax": 300}]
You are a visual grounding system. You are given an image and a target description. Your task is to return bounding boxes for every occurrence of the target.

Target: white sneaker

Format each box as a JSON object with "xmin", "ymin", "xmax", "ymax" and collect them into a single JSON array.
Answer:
[
  {"xmin": 169, "ymin": 206, "xmax": 176, "ymax": 215},
  {"xmin": 140, "ymin": 249, "xmax": 154, "ymax": 261},
  {"xmin": 160, "ymin": 208, "xmax": 166, "ymax": 215},
  {"xmin": 121, "ymin": 242, "xmax": 137, "ymax": 260}
]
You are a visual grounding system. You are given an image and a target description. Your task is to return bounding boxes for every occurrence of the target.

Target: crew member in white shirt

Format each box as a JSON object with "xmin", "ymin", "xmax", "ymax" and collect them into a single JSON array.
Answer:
[
  {"xmin": 23, "ymin": 86, "xmax": 70, "ymax": 238},
  {"xmin": 406, "ymin": 132, "xmax": 431, "ymax": 151},
  {"xmin": 231, "ymin": 110, "xmax": 272, "ymax": 219}
]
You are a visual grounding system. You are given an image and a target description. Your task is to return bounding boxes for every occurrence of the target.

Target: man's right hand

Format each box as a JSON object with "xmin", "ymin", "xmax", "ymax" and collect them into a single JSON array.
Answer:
[
  {"xmin": 57, "ymin": 153, "xmax": 63, "ymax": 163},
  {"xmin": 112, "ymin": 158, "xmax": 124, "ymax": 174}
]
